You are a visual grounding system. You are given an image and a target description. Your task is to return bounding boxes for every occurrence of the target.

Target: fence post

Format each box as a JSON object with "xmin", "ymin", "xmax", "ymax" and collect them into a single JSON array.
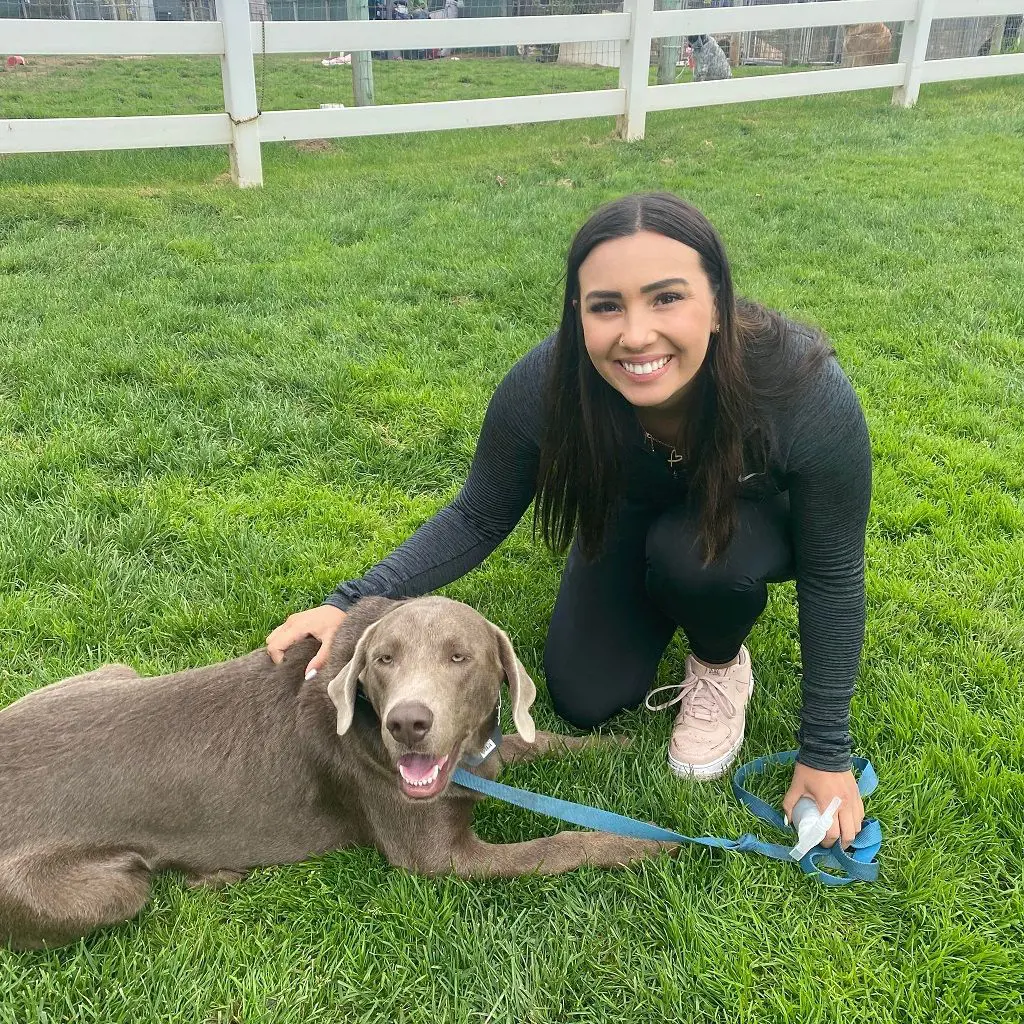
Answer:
[
  {"xmin": 989, "ymin": 16, "xmax": 1008, "ymax": 56},
  {"xmin": 617, "ymin": 0, "xmax": 654, "ymax": 140},
  {"xmin": 347, "ymin": 0, "xmax": 376, "ymax": 106},
  {"xmin": 892, "ymin": 0, "xmax": 936, "ymax": 108},
  {"xmin": 656, "ymin": 0, "xmax": 681, "ymax": 86},
  {"xmin": 219, "ymin": 0, "xmax": 264, "ymax": 188},
  {"xmin": 729, "ymin": 0, "xmax": 743, "ymax": 68}
]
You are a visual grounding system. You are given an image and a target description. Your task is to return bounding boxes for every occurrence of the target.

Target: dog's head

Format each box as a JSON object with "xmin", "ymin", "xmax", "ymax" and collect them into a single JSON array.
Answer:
[
  {"xmin": 687, "ymin": 34, "xmax": 710, "ymax": 50},
  {"xmin": 325, "ymin": 597, "xmax": 536, "ymax": 801}
]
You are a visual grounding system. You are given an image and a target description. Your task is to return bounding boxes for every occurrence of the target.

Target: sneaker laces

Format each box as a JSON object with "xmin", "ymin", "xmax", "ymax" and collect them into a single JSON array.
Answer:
[{"xmin": 644, "ymin": 670, "xmax": 737, "ymax": 723}]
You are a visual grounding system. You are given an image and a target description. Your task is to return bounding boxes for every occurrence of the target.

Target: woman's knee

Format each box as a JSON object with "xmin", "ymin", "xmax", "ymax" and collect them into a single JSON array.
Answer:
[
  {"xmin": 543, "ymin": 646, "xmax": 648, "ymax": 731},
  {"xmin": 645, "ymin": 512, "xmax": 761, "ymax": 602},
  {"xmin": 549, "ymin": 692, "xmax": 617, "ymax": 731}
]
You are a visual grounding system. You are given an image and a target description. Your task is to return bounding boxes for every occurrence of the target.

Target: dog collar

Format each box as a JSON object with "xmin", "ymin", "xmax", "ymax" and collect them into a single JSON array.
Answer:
[
  {"xmin": 461, "ymin": 717, "xmax": 503, "ymax": 768},
  {"xmin": 463, "ymin": 694, "xmax": 503, "ymax": 767}
]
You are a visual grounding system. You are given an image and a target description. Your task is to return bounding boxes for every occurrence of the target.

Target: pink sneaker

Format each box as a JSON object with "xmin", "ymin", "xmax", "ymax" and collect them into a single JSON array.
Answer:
[{"xmin": 644, "ymin": 646, "xmax": 754, "ymax": 780}]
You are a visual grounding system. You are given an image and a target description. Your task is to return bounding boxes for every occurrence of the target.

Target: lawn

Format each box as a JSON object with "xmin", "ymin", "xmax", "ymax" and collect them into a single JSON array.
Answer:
[
  {"xmin": 0, "ymin": 58, "xmax": 1022, "ymax": 1024},
  {"xmin": 0, "ymin": 51, "xmax": 803, "ymax": 118}
]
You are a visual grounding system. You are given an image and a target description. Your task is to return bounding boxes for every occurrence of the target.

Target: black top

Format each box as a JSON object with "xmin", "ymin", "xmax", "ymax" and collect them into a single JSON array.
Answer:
[{"xmin": 326, "ymin": 333, "xmax": 872, "ymax": 771}]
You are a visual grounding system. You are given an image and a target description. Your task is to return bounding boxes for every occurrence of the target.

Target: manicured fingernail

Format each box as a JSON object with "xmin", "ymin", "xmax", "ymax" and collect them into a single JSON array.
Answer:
[
  {"xmin": 782, "ymin": 815, "xmax": 789, "ymax": 828},
  {"xmin": 304, "ymin": 668, "xmax": 318, "ymax": 681}
]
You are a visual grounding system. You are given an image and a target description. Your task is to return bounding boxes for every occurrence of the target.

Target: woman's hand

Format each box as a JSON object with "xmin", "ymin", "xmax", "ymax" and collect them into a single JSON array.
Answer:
[
  {"xmin": 783, "ymin": 761, "xmax": 864, "ymax": 849},
  {"xmin": 266, "ymin": 605, "xmax": 348, "ymax": 680}
]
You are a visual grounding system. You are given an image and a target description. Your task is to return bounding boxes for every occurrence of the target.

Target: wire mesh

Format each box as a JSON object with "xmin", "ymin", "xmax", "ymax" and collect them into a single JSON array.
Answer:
[
  {"xmin": 926, "ymin": 15, "xmax": 1023, "ymax": 58},
  {"xmin": 7, "ymin": 0, "xmax": 216, "ymax": 17}
]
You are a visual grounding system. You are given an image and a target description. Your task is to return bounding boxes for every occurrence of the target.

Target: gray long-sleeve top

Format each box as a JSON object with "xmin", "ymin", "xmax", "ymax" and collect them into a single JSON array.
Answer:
[{"xmin": 326, "ymin": 334, "xmax": 872, "ymax": 771}]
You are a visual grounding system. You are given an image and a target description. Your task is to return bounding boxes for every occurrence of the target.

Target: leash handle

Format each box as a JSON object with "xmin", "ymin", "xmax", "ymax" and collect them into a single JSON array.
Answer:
[{"xmin": 731, "ymin": 750, "xmax": 881, "ymax": 885}]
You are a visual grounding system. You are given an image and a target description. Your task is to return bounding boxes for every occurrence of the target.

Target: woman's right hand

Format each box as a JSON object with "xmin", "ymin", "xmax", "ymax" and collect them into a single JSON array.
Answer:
[{"xmin": 266, "ymin": 605, "xmax": 348, "ymax": 680}]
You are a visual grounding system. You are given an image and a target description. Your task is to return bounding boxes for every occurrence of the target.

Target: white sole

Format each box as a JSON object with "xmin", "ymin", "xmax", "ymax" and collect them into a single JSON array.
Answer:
[{"xmin": 666, "ymin": 673, "xmax": 755, "ymax": 781}]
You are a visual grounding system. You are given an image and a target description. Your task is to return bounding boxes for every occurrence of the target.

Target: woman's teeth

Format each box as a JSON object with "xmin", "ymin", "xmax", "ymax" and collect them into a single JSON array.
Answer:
[{"xmin": 621, "ymin": 356, "xmax": 670, "ymax": 375}]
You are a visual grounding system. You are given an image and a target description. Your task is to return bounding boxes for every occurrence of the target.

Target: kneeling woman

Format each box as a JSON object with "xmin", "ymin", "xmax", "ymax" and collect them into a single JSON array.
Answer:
[{"xmin": 268, "ymin": 192, "xmax": 872, "ymax": 849}]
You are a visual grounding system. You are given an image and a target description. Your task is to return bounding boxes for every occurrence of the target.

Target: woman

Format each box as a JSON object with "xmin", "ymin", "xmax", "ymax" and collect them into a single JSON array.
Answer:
[{"xmin": 267, "ymin": 193, "xmax": 871, "ymax": 849}]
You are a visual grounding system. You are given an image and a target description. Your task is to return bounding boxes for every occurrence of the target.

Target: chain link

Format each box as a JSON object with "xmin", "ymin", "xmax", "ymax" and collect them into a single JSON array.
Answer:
[
  {"xmin": 232, "ymin": 15, "xmax": 267, "ymax": 125},
  {"xmin": 257, "ymin": 15, "xmax": 267, "ymax": 116}
]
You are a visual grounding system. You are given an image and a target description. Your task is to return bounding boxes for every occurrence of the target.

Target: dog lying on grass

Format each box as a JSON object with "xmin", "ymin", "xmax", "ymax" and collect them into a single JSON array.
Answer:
[{"xmin": 0, "ymin": 596, "xmax": 677, "ymax": 949}]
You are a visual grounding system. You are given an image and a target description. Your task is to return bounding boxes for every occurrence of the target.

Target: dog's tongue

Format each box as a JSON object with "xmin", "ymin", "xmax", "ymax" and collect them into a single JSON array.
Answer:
[{"xmin": 399, "ymin": 753, "xmax": 444, "ymax": 782}]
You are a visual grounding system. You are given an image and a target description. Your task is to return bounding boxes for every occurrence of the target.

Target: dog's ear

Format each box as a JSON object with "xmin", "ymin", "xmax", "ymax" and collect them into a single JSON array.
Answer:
[
  {"xmin": 326, "ymin": 620, "xmax": 381, "ymax": 737},
  {"xmin": 491, "ymin": 626, "xmax": 537, "ymax": 744}
]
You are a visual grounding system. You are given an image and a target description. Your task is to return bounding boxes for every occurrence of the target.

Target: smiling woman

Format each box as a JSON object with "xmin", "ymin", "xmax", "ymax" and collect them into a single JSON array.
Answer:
[{"xmin": 267, "ymin": 192, "xmax": 873, "ymax": 851}]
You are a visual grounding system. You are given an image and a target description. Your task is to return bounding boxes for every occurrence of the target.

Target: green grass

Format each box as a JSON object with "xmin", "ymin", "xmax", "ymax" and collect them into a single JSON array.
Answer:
[
  {"xmin": 1, "ymin": 59, "xmax": 1023, "ymax": 1024},
  {"xmin": 0, "ymin": 51, "xmax": 818, "ymax": 118}
]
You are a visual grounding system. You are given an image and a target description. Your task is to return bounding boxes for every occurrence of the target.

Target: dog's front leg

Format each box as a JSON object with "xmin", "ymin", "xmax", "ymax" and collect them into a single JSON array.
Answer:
[
  {"xmin": 497, "ymin": 730, "xmax": 629, "ymax": 766},
  {"xmin": 185, "ymin": 868, "xmax": 247, "ymax": 889},
  {"xmin": 447, "ymin": 832, "xmax": 676, "ymax": 877}
]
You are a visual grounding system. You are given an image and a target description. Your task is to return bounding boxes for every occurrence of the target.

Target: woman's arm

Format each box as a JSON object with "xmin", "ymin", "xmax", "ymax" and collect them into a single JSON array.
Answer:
[{"xmin": 785, "ymin": 358, "xmax": 872, "ymax": 773}]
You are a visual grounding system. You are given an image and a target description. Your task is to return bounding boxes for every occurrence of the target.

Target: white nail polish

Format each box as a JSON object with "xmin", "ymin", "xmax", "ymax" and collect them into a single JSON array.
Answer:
[{"xmin": 304, "ymin": 669, "xmax": 318, "ymax": 681}]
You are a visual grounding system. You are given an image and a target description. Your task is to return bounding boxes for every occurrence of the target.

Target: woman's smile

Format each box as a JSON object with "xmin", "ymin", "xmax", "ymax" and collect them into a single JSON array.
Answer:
[{"xmin": 617, "ymin": 354, "xmax": 674, "ymax": 382}]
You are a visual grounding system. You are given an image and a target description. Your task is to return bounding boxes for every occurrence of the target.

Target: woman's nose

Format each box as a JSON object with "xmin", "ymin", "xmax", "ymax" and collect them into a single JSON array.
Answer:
[{"xmin": 619, "ymin": 311, "xmax": 658, "ymax": 350}]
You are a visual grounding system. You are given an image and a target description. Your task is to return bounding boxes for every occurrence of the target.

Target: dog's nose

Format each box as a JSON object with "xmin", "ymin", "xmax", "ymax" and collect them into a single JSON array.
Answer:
[{"xmin": 386, "ymin": 702, "xmax": 434, "ymax": 745}]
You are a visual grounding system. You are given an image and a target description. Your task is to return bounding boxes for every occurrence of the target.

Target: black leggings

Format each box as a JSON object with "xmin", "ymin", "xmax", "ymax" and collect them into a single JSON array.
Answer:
[{"xmin": 543, "ymin": 496, "xmax": 794, "ymax": 729}]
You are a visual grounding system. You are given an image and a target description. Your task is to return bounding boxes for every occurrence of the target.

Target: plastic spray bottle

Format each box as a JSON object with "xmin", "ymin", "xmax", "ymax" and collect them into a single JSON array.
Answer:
[{"xmin": 788, "ymin": 796, "xmax": 842, "ymax": 860}]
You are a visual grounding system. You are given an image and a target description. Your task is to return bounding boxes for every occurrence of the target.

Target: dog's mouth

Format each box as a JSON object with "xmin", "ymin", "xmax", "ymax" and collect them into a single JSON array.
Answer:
[{"xmin": 397, "ymin": 751, "xmax": 455, "ymax": 800}]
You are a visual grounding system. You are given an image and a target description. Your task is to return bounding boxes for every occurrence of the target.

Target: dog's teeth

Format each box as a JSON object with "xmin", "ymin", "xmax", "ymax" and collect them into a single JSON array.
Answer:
[{"xmin": 401, "ymin": 763, "xmax": 441, "ymax": 787}]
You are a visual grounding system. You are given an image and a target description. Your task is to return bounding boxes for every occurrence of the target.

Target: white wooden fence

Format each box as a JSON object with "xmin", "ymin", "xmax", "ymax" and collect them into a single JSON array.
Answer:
[{"xmin": 3, "ymin": 0, "xmax": 1022, "ymax": 186}]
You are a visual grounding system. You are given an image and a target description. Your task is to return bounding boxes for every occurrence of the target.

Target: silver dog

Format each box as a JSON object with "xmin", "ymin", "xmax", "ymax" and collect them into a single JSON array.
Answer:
[{"xmin": 0, "ymin": 596, "xmax": 677, "ymax": 949}]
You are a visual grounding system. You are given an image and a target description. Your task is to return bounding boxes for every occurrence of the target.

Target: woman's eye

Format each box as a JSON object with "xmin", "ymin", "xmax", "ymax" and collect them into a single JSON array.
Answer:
[
  {"xmin": 451, "ymin": 654, "xmax": 466, "ymax": 663},
  {"xmin": 588, "ymin": 301, "xmax": 619, "ymax": 314},
  {"xmin": 377, "ymin": 654, "xmax": 393, "ymax": 665},
  {"xmin": 654, "ymin": 292, "xmax": 683, "ymax": 306}
]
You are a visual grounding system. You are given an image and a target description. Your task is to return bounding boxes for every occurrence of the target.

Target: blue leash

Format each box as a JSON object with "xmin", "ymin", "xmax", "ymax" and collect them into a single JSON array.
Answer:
[{"xmin": 453, "ymin": 749, "xmax": 881, "ymax": 886}]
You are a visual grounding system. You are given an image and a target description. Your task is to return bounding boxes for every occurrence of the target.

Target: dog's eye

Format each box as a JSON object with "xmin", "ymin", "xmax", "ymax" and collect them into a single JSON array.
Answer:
[
  {"xmin": 450, "ymin": 654, "xmax": 466, "ymax": 663},
  {"xmin": 377, "ymin": 654, "xmax": 393, "ymax": 665}
]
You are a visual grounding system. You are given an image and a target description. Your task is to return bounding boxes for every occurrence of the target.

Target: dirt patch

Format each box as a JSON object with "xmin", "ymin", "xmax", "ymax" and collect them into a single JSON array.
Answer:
[{"xmin": 293, "ymin": 139, "xmax": 333, "ymax": 153}]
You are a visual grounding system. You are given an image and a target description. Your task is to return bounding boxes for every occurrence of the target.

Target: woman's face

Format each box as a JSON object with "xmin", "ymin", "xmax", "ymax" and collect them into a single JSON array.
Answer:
[{"xmin": 577, "ymin": 231, "xmax": 718, "ymax": 416}]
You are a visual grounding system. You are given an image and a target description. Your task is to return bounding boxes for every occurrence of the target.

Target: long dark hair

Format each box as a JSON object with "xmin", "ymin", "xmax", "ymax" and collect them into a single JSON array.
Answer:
[{"xmin": 534, "ymin": 192, "xmax": 832, "ymax": 564}]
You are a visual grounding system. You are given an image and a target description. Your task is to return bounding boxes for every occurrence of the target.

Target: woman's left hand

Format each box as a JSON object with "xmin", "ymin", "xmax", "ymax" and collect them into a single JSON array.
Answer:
[{"xmin": 783, "ymin": 762, "xmax": 864, "ymax": 849}]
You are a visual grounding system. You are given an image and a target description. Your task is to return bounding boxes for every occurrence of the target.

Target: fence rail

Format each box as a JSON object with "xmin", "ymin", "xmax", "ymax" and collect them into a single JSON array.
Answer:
[
  {"xmin": 3, "ymin": 20, "xmax": 223, "ymax": 53},
  {"xmin": 653, "ymin": 0, "xmax": 918, "ymax": 35},
  {"xmin": 256, "ymin": 13, "xmax": 632, "ymax": 50},
  {"xmin": 2, "ymin": 0, "xmax": 1022, "ymax": 186}
]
